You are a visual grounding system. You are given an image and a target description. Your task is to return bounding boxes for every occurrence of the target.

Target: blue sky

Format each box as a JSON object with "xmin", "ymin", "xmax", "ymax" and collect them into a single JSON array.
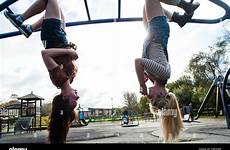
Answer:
[{"xmin": 0, "ymin": 0, "xmax": 229, "ymax": 109}]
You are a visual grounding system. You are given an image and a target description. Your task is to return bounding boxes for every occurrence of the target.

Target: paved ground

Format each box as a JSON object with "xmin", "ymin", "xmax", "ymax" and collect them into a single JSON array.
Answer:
[{"xmin": 0, "ymin": 118, "xmax": 230, "ymax": 144}]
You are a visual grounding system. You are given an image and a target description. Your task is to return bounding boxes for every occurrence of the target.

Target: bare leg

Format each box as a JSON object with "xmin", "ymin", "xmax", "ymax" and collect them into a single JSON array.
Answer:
[
  {"xmin": 145, "ymin": 0, "xmax": 164, "ymax": 22},
  {"xmin": 143, "ymin": 5, "xmax": 148, "ymax": 30},
  {"xmin": 163, "ymin": 8, "xmax": 173, "ymax": 20},
  {"xmin": 44, "ymin": 0, "xmax": 61, "ymax": 20},
  {"xmin": 22, "ymin": 0, "xmax": 47, "ymax": 21},
  {"xmin": 60, "ymin": 9, "xmax": 66, "ymax": 30},
  {"xmin": 30, "ymin": 7, "xmax": 65, "ymax": 32},
  {"xmin": 31, "ymin": 16, "xmax": 44, "ymax": 32}
]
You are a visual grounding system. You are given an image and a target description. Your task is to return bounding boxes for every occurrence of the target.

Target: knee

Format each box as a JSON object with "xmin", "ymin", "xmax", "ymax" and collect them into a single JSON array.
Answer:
[{"xmin": 135, "ymin": 58, "xmax": 142, "ymax": 65}]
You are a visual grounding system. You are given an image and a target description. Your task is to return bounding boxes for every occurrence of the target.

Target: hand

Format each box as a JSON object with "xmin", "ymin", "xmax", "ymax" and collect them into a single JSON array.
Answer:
[
  {"xmin": 144, "ymin": 72, "xmax": 148, "ymax": 83},
  {"xmin": 140, "ymin": 84, "xmax": 147, "ymax": 96},
  {"xmin": 68, "ymin": 49, "xmax": 78, "ymax": 60},
  {"xmin": 68, "ymin": 42, "xmax": 77, "ymax": 50}
]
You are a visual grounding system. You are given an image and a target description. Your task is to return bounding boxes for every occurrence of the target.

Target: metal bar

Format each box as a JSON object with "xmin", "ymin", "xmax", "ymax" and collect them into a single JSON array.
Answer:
[
  {"xmin": 0, "ymin": 0, "xmax": 17, "ymax": 12},
  {"xmin": 0, "ymin": 118, "xmax": 2, "ymax": 139},
  {"xmin": 118, "ymin": 0, "xmax": 121, "ymax": 19},
  {"xmin": 195, "ymin": 84, "xmax": 215, "ymax": 120},
  {"xmin": 0, "ymin": 17, "xmax": 142, "ymax": 39},
  {"xmin": 1, "ymin": 0, "xmax": 230, "ymax": 38},
  {"xmin": 189, "ymin": 18, "xmax": 223, "ymax": 24},
  {"xmin": 6, "ymin": 7, "xmax": 13, "ymax": 13},
  {"xmin": 66, "ymin": 18, "xmax": 142, "ymax": 26},
  {"xmin": 84, "ymin": 0, "xmax": 91, "ymax": 21},
  {"xmin": 221, "ymin": 68, "xmax": 230, "ymax": 129},
  {"xmin": 195, "ymin": 77, "xmax": 220, "ymax": 120},
  {"xmin": 189, "ymin": 0, "xmax": 230, "ymax": 23}
]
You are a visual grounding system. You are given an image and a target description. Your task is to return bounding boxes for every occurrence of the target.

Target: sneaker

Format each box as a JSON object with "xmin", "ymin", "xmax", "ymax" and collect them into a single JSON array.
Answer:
[
  {"xmin": 4, "ymin": 10, "xmax": 32, "ymax": 38},
  {"xmin": 4, "ymin": 10, "xmax": 24, "ymax": 28},
  {"xmin": 20, "ymin": 24, "xmax": 33, "ymax": 38}
]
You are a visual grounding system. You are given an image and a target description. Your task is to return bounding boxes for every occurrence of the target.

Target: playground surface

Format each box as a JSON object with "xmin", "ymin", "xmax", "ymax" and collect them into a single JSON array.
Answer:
[{"xmin": 0, "ymin": 118, "xmax": 230, "ymax": 144}]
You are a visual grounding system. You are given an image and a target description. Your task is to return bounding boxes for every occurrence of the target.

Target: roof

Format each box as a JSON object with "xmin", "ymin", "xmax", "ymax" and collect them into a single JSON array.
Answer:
[
  {"xmin": 5, "ymin": 102, "xmax": 27, "ymax": 109},
  {"xmin": 18, "ymin": 91, "xmax": 44, "ymax": 101}
]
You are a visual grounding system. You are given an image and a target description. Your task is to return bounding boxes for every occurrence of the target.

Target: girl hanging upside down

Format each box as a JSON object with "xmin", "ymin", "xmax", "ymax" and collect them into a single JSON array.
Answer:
[
  {"xmin": 135, "ymin": 0, "xmax": 184, "ymax": 142},
  {"xmin": 4, "ymin": 0, "xmax": 79, "ymax": 143}
]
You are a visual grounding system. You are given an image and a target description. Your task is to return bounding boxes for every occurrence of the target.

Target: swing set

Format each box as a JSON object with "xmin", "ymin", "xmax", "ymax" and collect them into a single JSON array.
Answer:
[{"xmin": 0, "ymin": 0, "xmax": 230, "ymax": 128}]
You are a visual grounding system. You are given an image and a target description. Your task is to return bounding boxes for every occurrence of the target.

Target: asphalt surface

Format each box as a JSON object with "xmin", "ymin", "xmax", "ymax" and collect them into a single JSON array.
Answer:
[{"xmin": 0, "ymin": 118, "xmax": 230, "ymax": 144}]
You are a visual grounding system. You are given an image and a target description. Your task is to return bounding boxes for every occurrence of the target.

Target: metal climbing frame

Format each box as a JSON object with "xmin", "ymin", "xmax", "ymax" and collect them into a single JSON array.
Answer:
[
  {"xmin": 189, "ymin": 0, "xmax": 230, "ymax": 24},
  {"xmin": 194, "ymin": 68, "xmax": 230, "ymax": 129},
  {"xmin": 0, "ymin": 0, "xmax": 230, "ymax": 39},
  {"xmin": 221, "ymin": 68, "xmax": 230, "ymax": 129}
]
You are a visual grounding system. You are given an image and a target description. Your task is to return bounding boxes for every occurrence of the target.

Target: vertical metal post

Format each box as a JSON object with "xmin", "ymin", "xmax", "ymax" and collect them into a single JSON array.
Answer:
[
  {"xmin": 40, "ymin": 99, "xmax": 42, "ymax": 129},
  {"xmin": 215, "ymin": 85, "xmax": 221, "ymax": 117},
  {"xmin": 0, "ymin": 118, "xmax": 2, "ymax": 139}
]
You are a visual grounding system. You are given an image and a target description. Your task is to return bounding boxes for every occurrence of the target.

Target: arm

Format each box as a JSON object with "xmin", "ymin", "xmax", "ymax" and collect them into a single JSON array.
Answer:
[
  {"xmin": 135, "ymin": 58, "xmax": 148, "ymax": 95},
  {"xmin": 41, "ymin": 48, "xmax": 78, "ymax": 70}
]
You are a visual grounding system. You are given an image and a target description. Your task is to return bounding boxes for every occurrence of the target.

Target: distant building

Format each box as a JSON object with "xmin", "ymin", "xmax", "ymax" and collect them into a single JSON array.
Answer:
[{"xmin": 88, "ymin": 108, "xmax": 113, "ymax": 118}]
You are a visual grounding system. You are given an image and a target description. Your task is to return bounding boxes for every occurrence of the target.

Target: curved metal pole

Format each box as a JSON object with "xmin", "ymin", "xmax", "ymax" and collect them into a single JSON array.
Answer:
[
  {"xmin": 0, "ymin": 17, "xmax": 142, "ymax": 39},
  {"xmin": 1, "ymin": 0, "xmax": 230, "ymax": 39},
  {"xmin": 221, "ymin": 68, "xmax": 230, "ymax": 129},
  {"xmin": 0, "ymin": 0, "xmax": 18, "ymax": 12},
  {"xmin": 189, "ymin": 0, "xmax": 230, "ymax": 24}
]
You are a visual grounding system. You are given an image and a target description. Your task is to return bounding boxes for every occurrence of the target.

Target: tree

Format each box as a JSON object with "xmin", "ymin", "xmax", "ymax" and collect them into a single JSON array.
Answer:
[
  {"xmin": 138, "ymin": 96, "xmax": 149, "ymax": 114},
  {"xmin": 123, "ymin": 92, "xmax": 139, "ymax": 114},
  {"xmin": 167, "ymin": 33, "xmax": 230, "ymax": 111},
  {"xmin": 113, "ymin": 107, "xmax": 122, "ymax": 117},
  {"xmin": 188, "ymin": 34, "xmax": 229, "ymax": 84},
  {"xmin": 167, "ymin": 75, "xmax": 194, "ymax": 106},
  {"xmin": 41, "ymin": 102, "xmax": 52, "ymax": 116}
]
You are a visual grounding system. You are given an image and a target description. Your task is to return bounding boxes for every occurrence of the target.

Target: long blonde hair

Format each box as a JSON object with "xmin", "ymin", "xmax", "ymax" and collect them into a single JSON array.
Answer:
[{"xmin": 149, "ymin": 92, "xmax": 184, "ymax": 142}]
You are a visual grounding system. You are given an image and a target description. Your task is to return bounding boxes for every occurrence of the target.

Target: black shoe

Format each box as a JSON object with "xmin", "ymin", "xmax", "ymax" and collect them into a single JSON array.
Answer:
[
  {"xmin": 4, "ymin": 10, "xmax": 24, "ymax": 28},
  {"xmin": 178, "ymin": 0, "xmax": 200, "ymax": 15},
  {"xmin": 4, "ymin": 10, "xmax": 32, "ymax": 37},
  {"xmin": 171, "ymin": 12, "xmax": 194, "ymax": 28},
  {"xmin": 20, "ymin": 24, "xmax": 33, "ymax": 38}
]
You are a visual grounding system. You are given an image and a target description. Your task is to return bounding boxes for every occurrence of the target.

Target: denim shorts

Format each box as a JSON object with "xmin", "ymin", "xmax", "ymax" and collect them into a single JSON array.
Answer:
[
  {"xmin": 142, "ymin": 16, "xmax": 170, "ymax": 61},
  {"xmin": 41, "ymin": 18, "xmax": 68, "ymax": 49}
]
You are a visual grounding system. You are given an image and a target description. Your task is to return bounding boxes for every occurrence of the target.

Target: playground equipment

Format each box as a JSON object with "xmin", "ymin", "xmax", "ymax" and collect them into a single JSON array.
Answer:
[
  {"xmin": 0, "ymin": 0, "xmax": 17, "ymax": 12},
  {"xmin": 222, "ymin": 68, "xmax": 230, "ymax": 128},
  {"xmin": 71, "ymin": 105, "xmax": 89, "ymax": 127},
  {"xmin": 14, "ymin": 117, "xmax": 33, "ymax": 134},
  {"xmin": 0, "ymin": 0, "xmax": 230, "ymax": 39},
  {"xmin": 189, "ymin": 0, "xmax": 230, "ymax": 24},
  {"xmin": 121, "ymin": 111, "xmax": 139, "ymax": 127},
  {"xmin": 194, "ymin": 69, "xmax": 230, "ymax": 129}
]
